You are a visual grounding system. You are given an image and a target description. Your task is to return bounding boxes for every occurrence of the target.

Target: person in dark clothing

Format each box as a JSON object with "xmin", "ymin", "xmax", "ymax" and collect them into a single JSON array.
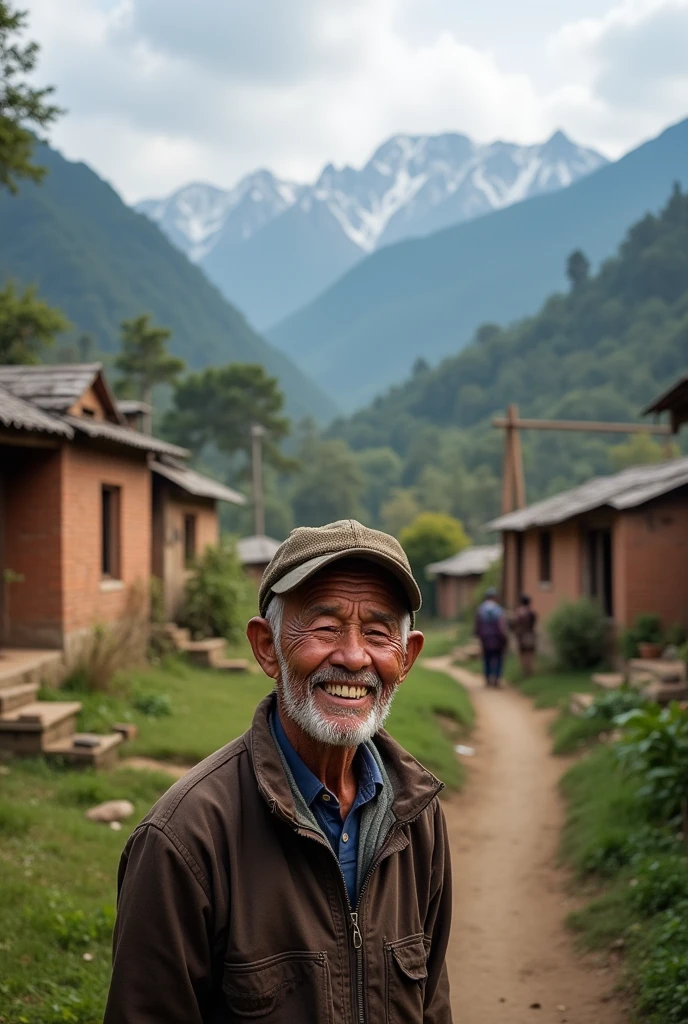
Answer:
[
  {"xmin": 104, "ymin": 521, "xmax": 453, "ymax": 1024},
  {"xmin": 474, "ymin": 587, "xmax": 508, "ymax": 687},
  {"xmin": 511, "ymin": 594, "xmax": 538, "ymax": 677}
]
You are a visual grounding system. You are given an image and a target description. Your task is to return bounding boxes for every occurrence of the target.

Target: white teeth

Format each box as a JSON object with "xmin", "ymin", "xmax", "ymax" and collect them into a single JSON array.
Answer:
[{"xmin": 323, "ymin": 683, "xmax": 369, "ymax": 699}]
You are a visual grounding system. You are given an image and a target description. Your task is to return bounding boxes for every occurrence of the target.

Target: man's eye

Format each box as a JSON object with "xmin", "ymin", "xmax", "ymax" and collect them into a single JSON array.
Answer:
[
  {"xmin": 366, "ymin": 629, "xmax": 388, "ymax": 639},
  {"xmin": 316, "ymin": 625, "xmax": 338, "ymax": 634}
]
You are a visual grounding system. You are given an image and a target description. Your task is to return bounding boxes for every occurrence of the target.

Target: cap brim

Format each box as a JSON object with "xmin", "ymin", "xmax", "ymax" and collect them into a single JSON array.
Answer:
[{"xmin": 270, "ymin": 548, "xmax": 422, "ymax": 614}]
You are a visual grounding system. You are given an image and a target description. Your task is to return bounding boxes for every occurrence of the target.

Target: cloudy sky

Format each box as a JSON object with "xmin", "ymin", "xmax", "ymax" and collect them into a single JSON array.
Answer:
[{"xmin": 24, "ymin": 0, "xmax": 688, "ymax": 202}]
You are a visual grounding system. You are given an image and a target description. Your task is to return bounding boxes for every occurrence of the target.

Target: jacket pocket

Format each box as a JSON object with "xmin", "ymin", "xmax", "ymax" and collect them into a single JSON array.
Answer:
[
  {"xmin": 222, "ymin": 951, "xmax": 333, "ymax": 1022},
  {"xmin": 384, "ymin": 934, "xmax": 428, "ymax": 1023}
]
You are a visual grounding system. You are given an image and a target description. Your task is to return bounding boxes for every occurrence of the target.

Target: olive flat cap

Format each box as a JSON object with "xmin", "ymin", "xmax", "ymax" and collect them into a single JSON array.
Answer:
[{"xmin": 258, "ymin": 520, "xmax": 422, "ymax": 621}]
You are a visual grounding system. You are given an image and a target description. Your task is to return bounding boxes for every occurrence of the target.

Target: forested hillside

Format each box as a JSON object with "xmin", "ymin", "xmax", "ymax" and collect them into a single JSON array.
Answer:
[
  {"xmin": 270, "ymin": 117, "xmax": 688, "ymax": 411},
  {"xmin": 326, "ymin": 185, "xmax": 688, "ymax": 538},
  {"xmin": 0, "ymin": 144, "xmax": 332, "ymax": 421}
]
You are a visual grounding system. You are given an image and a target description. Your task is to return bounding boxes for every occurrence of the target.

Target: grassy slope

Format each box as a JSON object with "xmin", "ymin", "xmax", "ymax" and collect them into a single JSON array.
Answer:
[{"xmin": 2, "ymin": 653, "xmax": 472, "ymax": 1022}]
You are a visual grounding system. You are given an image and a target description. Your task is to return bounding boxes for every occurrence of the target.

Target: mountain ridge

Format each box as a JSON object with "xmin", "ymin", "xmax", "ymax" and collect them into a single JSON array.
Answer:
[
  {"xmin": 137, "ymin": 129, "xmax": 606, "ymax": 328},
  {"xmin": 268, "ymin": 116, "xmax": 688, "ymax": 412},
  {"xmin": 0, "ymin": 143, "xmax": 332, "ymax": 422}
]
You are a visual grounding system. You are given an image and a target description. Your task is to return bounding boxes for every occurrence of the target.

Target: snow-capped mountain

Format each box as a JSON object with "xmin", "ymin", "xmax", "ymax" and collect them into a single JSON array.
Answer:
[
  {"xmin": 136, "ymin": 130, "xmax": 608, "ymax": 329},
  {"xmin": 137, "ymin": 171, "xmax": 303, "ymax": 262}
]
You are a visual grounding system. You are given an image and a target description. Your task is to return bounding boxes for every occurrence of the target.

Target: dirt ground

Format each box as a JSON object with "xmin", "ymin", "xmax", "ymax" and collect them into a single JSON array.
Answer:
[{"xmin": 425, "ymin": 656, "xmax": 629, "ymax": 1024}]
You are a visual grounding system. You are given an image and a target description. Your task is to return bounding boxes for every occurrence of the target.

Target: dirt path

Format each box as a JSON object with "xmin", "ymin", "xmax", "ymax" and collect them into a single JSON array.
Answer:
[{"xmin": 425, "ymin": 656, "xmax": 628, "ymax": 1024}]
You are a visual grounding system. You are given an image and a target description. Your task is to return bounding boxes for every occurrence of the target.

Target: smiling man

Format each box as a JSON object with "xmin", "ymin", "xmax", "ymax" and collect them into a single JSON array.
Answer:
[{"xmin": 105, "ymin": 520, "xmax": 453, "ymax": 1024}]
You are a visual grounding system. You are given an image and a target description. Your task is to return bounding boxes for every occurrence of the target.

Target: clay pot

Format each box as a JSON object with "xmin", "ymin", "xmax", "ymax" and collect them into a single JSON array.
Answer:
[{"xmin": 638, "ymin": 642, "xmax": 663, "ymax": 660}]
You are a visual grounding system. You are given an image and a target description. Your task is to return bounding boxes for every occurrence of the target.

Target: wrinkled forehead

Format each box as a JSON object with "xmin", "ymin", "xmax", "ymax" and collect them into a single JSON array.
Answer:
[{"xmin": 285, "ymin": 557, "xmax": 408, "ymax": 619}]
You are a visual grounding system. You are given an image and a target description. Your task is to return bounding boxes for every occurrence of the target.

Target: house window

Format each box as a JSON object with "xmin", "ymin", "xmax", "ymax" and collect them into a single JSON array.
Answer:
[
  {"xmin": 183, "ymin": 514, "xmax": 197, "ymax": 567},
  {"xmin": 586, "ymin": 528, "xmax": 614, "ymax": 617},
  {"xmin": 538, "ymin": 530, "xmax": 552, "ymax": 585},
  {"xmin": 101, "ymin": 485, "xmax": 121, "ymax": 579}
]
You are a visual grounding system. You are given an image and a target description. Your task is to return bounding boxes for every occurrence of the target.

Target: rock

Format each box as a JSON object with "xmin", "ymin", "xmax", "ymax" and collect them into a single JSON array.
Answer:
[
  {"xmin": 109, "ymin": 820, "xmax": 123, "ymax": 831},
  {"xmin": 83, "ymin": 952, "xmax": 94, "ymax": 962},
  {"xmin": 85, "ymin": 799, "xmax": 135, "ymax": 824},
  {"xmin": 113, "ymin": 722, "xmax": 139, "ymax": 741}
]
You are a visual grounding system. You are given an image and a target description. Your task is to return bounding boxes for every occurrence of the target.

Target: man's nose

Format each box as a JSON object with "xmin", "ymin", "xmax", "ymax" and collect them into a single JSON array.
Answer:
[{"xmin": 329, "ymin": 627, "xmax": 373, "ymax": 673}]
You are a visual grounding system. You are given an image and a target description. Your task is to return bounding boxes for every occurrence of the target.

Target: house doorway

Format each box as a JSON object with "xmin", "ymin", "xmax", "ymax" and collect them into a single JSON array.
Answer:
[{"xmin": 585, "ymin": 528, "xmax": 614, "ymax": 617}]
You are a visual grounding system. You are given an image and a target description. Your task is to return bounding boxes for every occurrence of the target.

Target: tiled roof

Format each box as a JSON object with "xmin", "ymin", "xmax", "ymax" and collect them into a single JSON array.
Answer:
[
  {"xmin": 152, "ymin": 459, "xmax": 245, "ymax": 504},
  {"xmin": 0, "ymin": 385, "xmax": 74, "ymax": 437},
  {"xmin": 488, "ymin": 456, "xmax": 688, "ymax": 532},
  {"xmin": 117, "ymin": 399, "xmax": 153, "ymax": 415},
  {"xmin": 64, "ymin": 416, "xmax": 189, "ymax": 458},
  {"xmin": 0, "ymin": 363, "xmax": 103, "ymax": 411},
  {"xmin": 426, "ymin": 544, "xmax": 502, "ymax": 578},
  {"xmin": 237, "ymin": 535, "xmax": 281, "ymax": 565}
]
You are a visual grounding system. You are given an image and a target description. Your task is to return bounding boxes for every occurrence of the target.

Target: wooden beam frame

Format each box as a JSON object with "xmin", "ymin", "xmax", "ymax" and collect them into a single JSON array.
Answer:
[{"xmin": 494, "ymin": 410, "xmax": 673, "ymax": 514}]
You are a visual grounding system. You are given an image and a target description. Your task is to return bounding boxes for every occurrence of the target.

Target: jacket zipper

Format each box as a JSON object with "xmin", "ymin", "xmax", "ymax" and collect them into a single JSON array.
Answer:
[{"xmin": 268, "ymin": 793, "xmax": 441, "ymax": 1024}]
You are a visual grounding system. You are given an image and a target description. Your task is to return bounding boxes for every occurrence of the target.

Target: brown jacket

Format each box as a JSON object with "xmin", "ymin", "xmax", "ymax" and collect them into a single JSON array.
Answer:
[{"xmin": 104, "ymin": 693, "xmax": 453, "ymax": 1024}]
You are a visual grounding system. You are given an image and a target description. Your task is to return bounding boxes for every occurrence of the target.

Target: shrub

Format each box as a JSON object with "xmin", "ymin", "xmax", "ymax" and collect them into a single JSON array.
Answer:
[
  {"xmin": 132, "ymin": 692, "xmax": 172, "ymax": 718},
  {"xmin": 548, "ymin": 599, "xmax": 607, "ymax": 670},
  {"xmin": 583, "ymin": 688, "xmax": 649, "ymax": 723},
  {"xmin": 617, "ymin": 703, "xmax": 688, "ymax": 839},
  {"xmin": 630, "ymin": 856, "xmax": 688, "ymax": 916},
  {"xmin": 179, "ymin": 539, "xmax": 250, "ymax": 641}
]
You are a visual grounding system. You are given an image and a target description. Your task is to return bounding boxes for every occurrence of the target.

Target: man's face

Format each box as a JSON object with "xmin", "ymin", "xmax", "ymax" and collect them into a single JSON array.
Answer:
[{"xmin": 275, "ymin": 561, "xmax": 413, "ymax": 747}]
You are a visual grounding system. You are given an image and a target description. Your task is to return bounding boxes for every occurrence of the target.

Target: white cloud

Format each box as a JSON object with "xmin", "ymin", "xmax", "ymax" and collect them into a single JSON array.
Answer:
[{"xmin": 22, "ymin": 0, "xmax": 688, "ymax": 202}]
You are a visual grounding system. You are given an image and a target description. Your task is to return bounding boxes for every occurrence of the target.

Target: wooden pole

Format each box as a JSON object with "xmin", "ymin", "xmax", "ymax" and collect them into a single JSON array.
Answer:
[
  {"xmin": 251, "ymin": 425, "xmax": 266, "ymax": 537},
  {"xmin": 501, "ymin": 404, "xmax": 527, "ymax": 514},
  {"xmin": 492, "ymin": 416, "xmax": 672, "ymax": 435}
]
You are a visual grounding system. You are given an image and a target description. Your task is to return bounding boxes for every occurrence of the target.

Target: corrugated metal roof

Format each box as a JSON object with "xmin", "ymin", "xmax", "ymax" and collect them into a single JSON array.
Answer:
[
  {"xmin": 488, "ymin": 456, "xmax": 688, "ymax": 532},
  {"xmin": 0, "ymin": 385, "xmax": 74, "ymax": 437},
  {"xmin": 426, "ymin": 544, "xmax": 502, "ymax": 578},
  {"xmin": 152, "ymin": 459, "xmax": 246, "ymax": 504},
  {"xmin": 237, "ymin": 535, "xmax": 281, "ymax": 565},
  {"xmin": 65, "ymin": 415, "xmax": 189, "ymax": 458},
  {"xmin": 0, "ymin": 364, "xmax": 103, "ymax": 411}
]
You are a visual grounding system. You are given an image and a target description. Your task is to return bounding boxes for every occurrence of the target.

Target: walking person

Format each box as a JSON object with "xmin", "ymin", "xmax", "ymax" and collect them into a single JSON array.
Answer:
[
  {"xmin": 474, "ymin": 586, "xmax": 508, "ymax": 688},
  {"xmin": 511, "ymin": 594, "xmax": 538, "ymax": 677}
]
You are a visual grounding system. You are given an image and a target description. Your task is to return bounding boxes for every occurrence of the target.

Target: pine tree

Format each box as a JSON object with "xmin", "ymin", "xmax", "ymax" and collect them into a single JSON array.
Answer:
[
  {"xmin": 0, "ymin": 1, "xmax": 61, "ymax": 192},
  {"xmin": 115, "ymin": 314, "xmax": 185, "ymax": 431}
]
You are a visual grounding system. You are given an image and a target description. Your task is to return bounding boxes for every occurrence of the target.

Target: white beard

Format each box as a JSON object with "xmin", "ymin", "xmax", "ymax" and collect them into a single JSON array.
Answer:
[{"xmin": 277, "ymin": 653, "xmax": 397, "ymax": 747}]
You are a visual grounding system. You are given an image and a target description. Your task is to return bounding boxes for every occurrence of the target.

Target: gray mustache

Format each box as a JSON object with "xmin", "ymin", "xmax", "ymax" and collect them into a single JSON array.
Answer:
[{"xmin": 308, "ymin": 667, "xmax": 382, "ymax": 693}]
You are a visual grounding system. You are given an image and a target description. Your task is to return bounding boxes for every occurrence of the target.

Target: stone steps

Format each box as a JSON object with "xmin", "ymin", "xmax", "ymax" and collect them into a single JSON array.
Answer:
[
  {"xmin": 214, "ymin": 658, "xmax": 250, "ymax": 673},
  {"xmin": 627, "ymin": 658, "xmax": 688, "ymax": 703},
  {"xmin": 45, "ymin": 731, "xmax": 124, "ymax": 770},
  {"xmin": 0, "ymin": 682, "xmax": 40, "ymax": 714},
  {"xmin": 181, "ymin": 637, "xmax": 227, "ymax": 668},
  {"xmin": 0, "ymin": 700, "xmax": 82, "ymax": 755},
  {"xmin": 0, "ymin": 649, "xmax": 63, "ymax": 692},
  {"xmin": 592, "ymin": 673, "xmax": 624, "ymax": 691}
]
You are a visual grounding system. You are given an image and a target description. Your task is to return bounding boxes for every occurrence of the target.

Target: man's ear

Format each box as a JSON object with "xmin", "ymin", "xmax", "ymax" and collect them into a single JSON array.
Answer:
[
  {"xmin": 247, "ymin": 617, "xmax": 280, "ymax": 680},
  {"xmin": 398, "ymin": 630, "xmax": 424, "ymax": 684}
]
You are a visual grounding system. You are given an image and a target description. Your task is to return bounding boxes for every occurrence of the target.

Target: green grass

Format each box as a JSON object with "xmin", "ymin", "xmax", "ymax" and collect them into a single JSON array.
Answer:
[
  {"xmin": 509, "ymin": 663, "xmax": 595, "ymax": 709},
  {"xmin": 0, "ymin": 760, "xmax": 172, "ymax": 1024},
  {"xmin": 559, "ymin": 745, "xmax": 688, "ymax": 1022},
  {"xmin": 387, "ymin": 663, "xmax": 474, "ymax": 790}
]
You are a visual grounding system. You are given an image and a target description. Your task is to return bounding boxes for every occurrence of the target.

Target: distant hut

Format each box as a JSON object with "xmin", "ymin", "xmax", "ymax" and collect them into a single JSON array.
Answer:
[
  {"xmin": 426, "ymin": 545, "xmax": 502, "ymax": 620},
  {"xmin": 237, "ymin": 535, "xmax": 281, "ymax": 587}
]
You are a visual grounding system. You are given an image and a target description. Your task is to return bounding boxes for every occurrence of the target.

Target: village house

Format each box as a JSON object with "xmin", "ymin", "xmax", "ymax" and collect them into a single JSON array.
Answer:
[
  {"xmin": 237, "ymin": 534, "xmax": 281, "ymax": 586},
  {"xmin": 489, "ymin": 457, "xmax": 688, "ymax": 637},
  {"xmin": 0, "ymin": 364, "xmax": 246, "ymax": 765},
  {"xmin": 0, "ymin": 363, "xmax": 245, "ymax": 651},
  {"xmin": 426, "ymin": 545, "xmax": 501, "ymax": 620}
]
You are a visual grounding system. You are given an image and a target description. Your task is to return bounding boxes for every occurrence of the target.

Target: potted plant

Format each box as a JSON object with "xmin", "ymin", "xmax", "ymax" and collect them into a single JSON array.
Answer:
[{"xmin": 633, "ymin": 613, "xmax": 664, "ymax": 660}]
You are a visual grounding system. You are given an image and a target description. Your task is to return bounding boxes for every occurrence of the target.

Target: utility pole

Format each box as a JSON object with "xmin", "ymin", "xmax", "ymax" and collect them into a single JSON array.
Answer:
[{"xmin": 251, "ymin": 424, "xmax": 266, "ymax": 537}]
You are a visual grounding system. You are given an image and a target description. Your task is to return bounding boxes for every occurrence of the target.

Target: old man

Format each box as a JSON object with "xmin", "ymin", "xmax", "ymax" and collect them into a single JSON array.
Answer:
[{"xmin": 104, "ymin": 520, "xmax": 453, "ymax": 1023}]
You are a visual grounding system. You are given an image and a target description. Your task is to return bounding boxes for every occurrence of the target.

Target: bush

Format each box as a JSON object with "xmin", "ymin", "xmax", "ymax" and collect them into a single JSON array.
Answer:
[
  {"xmin": 132, "ymin": 692, "xmax": 172, "ymax": 718},
  {"xmin": 583, "ymin": 688, "xmax": 648, "ymax": 723},
  {"xmin": 548, "ymin": 599, "xmax": 607, "ymax": 670},
  {"xmin": 630, "ymin": 855, "xmax": 688, "ymax": 916},
  {"xmin": 179, "ymin": 539, "xmax": 250, "ymax": 642},
  {"xmin": 616, "ymin": 703, "xmax": 688, "ymax": 834}
]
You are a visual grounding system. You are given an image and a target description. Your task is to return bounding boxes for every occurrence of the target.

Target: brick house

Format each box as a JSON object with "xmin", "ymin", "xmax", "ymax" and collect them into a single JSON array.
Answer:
[
  {"xmin": 0, "ymin": 364, "xmax": 245, "ymax": 655},
  {"xmin": 425, "ymin": 545, "xmax": 501, "ymax": 620},
  {"xmin": 489, "ymin": 457, "xmax": 688, "ymax": 635}
]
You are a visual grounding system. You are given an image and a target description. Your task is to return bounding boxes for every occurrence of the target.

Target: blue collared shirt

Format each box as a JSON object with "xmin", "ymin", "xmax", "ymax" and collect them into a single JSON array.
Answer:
[{"xmin": 273, "ymin": 708, "xmax": 383, "ymax": 904}]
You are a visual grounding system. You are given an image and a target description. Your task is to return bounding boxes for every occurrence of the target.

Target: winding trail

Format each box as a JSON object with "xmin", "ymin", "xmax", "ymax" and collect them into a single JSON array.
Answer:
[{"xmin": 425, "ymin": 656, "xmax": 628, "ymax": 1024}]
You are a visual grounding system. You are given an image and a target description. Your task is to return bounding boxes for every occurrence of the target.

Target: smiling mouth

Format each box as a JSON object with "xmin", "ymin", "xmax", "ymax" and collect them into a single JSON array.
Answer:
[{"xmin": 319, "ymin": 682, "xmax": 373, "ymax": 701}]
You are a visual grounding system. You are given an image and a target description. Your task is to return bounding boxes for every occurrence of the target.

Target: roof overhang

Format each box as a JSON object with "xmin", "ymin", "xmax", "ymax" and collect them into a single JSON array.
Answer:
[{"xmin": 152, "ymin": 459, "xmax": 246, "ymax": 505}]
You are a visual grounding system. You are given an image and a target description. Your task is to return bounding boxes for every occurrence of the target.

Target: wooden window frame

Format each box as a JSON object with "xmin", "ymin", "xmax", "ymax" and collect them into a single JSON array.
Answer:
[
  {"xmin": 538, "ymin": 530, "xmax": 552, "ymax": 586},
  {"xmin": 101, "ymin": 484, "xmax": 122, "ymax": 580},
  {"xmin": 183, "ymin": 513, "xmax": 197, "ymax": 568}
]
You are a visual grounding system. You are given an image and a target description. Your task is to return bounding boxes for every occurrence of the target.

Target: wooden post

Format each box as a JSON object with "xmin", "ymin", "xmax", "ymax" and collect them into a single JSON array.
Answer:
[
  {"xmin": 501, "ymin": 405, "xmax": 526, "ymax": 514},
  {"xmin": 251, "ymin": 425, "xmax": 266, "ymax": 537}
]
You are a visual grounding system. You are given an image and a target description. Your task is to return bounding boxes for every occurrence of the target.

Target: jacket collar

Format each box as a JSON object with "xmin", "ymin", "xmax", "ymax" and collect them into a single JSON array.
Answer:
[{"xmin": 248, "ymin": 692, "xmax": 443, "ymax": 827}]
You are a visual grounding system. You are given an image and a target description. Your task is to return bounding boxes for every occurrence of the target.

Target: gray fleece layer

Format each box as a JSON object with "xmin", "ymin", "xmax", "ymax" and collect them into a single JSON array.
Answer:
[{"xmin": 267, "ymin": 715, "xmax": 396, "ymax": 904}]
